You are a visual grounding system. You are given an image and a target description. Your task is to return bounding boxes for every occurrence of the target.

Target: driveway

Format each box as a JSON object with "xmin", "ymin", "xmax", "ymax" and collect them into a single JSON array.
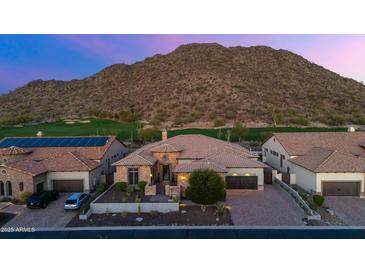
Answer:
[
  {"xmin": 1, "ymin": 194, "xmax": 78, "ymax": 228},
  {"xmin": 325, "ymin": 197, "xmax": 365, "ymax": 226},
  {"xmin": 226, "ymin": 184, "xmax": 306, "ymax": 226}
]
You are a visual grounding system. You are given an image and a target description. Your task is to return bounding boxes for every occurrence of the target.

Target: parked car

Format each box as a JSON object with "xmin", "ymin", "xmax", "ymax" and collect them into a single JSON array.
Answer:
[
  {"xmin": 64, "ymin": 193, "xmax": 90, "ymax": 210},
  {"xmin": 27, "ymin": 191, "xmax": 59, "ymax": 209}
]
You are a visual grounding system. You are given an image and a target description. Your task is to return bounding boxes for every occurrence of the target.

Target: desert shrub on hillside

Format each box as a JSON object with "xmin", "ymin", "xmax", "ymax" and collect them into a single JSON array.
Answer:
[{"xmin": 214, "ymin": 118, "xmax": 225, "ymax": 127}]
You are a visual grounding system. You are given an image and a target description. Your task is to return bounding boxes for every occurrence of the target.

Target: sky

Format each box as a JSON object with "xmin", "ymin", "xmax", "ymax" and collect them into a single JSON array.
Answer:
[{"xmin": 0, "ymin": 34, "xmax": 365, "ymax": 94}]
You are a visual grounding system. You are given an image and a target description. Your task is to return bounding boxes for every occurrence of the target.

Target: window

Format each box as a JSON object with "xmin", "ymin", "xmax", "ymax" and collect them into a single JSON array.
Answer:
[
  {"xmin": 19, "ymin": 182, "xmax": 24, "ymax": 192},
  {"xmin": 6, "ymin": 181, "xmax": 12, "ymax": 196},
  {"xmin": 0, "ymin": 181, "xmax": 4, "ymax": 196},
  {"xmin": 3, "ymin": 158, "xmax": 7, "ymax": 163},
  {"xmin": 280, "ymin": 154, "xmax": 285, "ymax": 168},
  {"xmin": 1, "ymin": 169, "xmax": 6, "ymax": 175},
  {"xmin": 128, "ymin": 168, "xmax": 139, "ymax": 185}
]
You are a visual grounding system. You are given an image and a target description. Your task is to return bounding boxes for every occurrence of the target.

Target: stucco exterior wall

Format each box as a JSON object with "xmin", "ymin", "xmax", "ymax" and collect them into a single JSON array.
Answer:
[
  {"xmin": 289, "ymin": 163, "xmax": 317, "ymax": 193},
  {"xmin": 100, "ymin": 140, "xmax": 127, "ymax": 175},
  {"xmin": 115, "ymin": 165, "xmax": 152, "ymax": 185},
  {"xmin": 262, "ymin": 136, "xmax": 293, "ymax": 173}
]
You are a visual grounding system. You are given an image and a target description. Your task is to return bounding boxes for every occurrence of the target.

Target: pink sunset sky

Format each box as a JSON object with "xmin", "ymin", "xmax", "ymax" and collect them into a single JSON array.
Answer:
[{"xmin": 0, "ymin": 34, "xmax": 364, "ymax": 94}]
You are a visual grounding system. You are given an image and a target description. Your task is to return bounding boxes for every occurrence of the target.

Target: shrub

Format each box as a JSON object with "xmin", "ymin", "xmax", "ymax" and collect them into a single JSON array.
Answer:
[
  {"xmin": 126, "ymin": 186, "xmax": 134, "ymax": 196},
  {"xmin": 138, "ymin": 181, "xmax": 147, "ymax": 192},
  {"xmin": 216, "ymin": 201, "xmax": 226, "ymax": 217},
  {"xmin": 309, "ymin": 202, "xmax": 319, "ymax": 211},
  {"xmin": 135, "ymin": 194, "xmax": 142, "ymax": 203},
  {"xmin": 96, "ymin": 183, "xmax": 108, "ymax": 195},
  {"xmin": 313, "ymin": 194, "xmax": 325, "ymax": 207},
  {"xmin": 185, "ymin": 169, "xmax": 226, "ymax": 205},
  {"xmin": 19, "ymin": 192, "xmax": 32, "ymax": 203},
  {"xmin": 214, "ymin": 118, "xmax": 225, "ymax": 127},
  {"xmin": 116, "ymin": 181, "xmax": 127, "ymax": 192},
  {"xmin": 149, "ymin": 210, "xmax": 158, "ymax": 216}
]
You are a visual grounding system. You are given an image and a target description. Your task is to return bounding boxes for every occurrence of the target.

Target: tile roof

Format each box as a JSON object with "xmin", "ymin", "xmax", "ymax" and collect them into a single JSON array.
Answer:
[
  {"xmin": 42, "ymin": 151, "xmax": 100, "ymax": 172},
  {"xmin": 0, "ymin": 146, "xmax": 32, "ymax": 156},
  {"xmin": 5, "ymin": 159, "xmax": 48, "ymax": 176},
  {"xmin": 114, "ymin": 134, "xmax": 261, "ymax": 170},
  {"xmin": 273, "ymin": 132, "xmax": 365, "ymax": 157},
  {"xmin": 207, "ymin": 148, "xmax": 267, "ymax": 168},
  {"xmin": 150, "ymin": 143, "xmax": 183, "ymax": 153},
  {"xmin": 289, "ymin": 147, "xmax": 365, "ymax": 173},
  {"xmin": 174, "ymin": 160, "xmax": 228, "ymax": 173},
  {"xmin": 4, "ymin": 151, "xmax": 100, "ymax": 174}
]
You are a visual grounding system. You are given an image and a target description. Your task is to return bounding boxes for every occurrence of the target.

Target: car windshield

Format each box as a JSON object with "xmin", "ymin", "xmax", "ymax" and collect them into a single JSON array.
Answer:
[{"xmin": 65, "ymin": 199, "xmax": 77, "ymax": 205}]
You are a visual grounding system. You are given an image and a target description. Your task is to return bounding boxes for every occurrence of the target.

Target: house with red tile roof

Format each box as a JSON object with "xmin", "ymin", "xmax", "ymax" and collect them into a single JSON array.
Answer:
[
  {"xmin": 0, "ymin": 136, "xmax": 127, "ymax": 199},
  {"xmin": 262, "ymin": 132, "xmax": 365, "ymax": 197},
  {"xmin": 113, "ymin": 131, "xmax": 267, "ymax": 196}
]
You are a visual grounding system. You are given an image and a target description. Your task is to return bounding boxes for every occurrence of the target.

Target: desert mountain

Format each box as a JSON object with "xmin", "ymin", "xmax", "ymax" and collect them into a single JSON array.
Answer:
[{"xmin": 1, "ymin": 43, "xmax": 365, "ymax": 126}]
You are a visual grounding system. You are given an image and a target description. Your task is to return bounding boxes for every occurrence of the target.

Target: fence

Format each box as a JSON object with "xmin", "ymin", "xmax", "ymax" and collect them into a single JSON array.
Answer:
[{"xmin": 274, "ymin": 178, "xmax": 321, "ymax": 220}]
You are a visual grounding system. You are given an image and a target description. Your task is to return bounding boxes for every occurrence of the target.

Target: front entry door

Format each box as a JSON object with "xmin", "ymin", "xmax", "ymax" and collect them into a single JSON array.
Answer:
[{"xmin": 162, "ymin": 165, "xmax": 170, "ymax": 181}]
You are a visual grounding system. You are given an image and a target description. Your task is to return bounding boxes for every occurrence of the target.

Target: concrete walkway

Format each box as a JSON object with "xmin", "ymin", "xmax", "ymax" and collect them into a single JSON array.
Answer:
[{"xmin": 226, "ymin": 184, "xmax": 306, "ymax": 226}]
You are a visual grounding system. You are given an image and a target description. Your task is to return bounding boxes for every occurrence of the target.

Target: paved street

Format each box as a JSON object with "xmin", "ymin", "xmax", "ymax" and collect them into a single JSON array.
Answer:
[
  {"xmin": 226, "ymin": 184, "xmax": 306, "ymax": 226},
  {"xmin": 1, "ymin": 194, "xmax": 78, "ymax": 228},
  {"xmin": 325, "ymin": 197, "xmax": 365, "ymax": 226}
]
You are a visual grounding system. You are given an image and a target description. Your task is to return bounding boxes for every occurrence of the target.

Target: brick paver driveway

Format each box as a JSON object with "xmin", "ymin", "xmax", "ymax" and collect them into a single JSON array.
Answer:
[
  {"xmin": 325, "ymin": 197, "xmax": 365, "ymax": 226},
  {"xmin": 226, "ymin": 184, "xmax": 306, "ymax": 226},
  {"xmin": 1, "ymin": 194, "xmax": 78, "ymax": 228}
]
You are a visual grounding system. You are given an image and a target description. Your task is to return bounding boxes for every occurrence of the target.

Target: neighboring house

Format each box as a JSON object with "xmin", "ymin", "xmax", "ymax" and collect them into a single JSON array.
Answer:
[
  {"xmin": 262, "ymin": 132, "xmax": 365, "ymax": 197},
  {"xmin": 0, "ymin": 136, "xmax": 127, "ymax": 199},
  {"xmin": 113, "ymin": 130, "xmax": 267, "ymax": 196}
]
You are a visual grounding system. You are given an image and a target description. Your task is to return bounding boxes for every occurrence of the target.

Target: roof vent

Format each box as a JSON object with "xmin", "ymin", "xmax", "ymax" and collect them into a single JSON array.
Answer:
[
  {"xmin": 36, "ymin": 131, "xmax": 44, "ymax": 137},
  {"xmin": 348, "ymin": 127, "xmax": 356, "ymax": 132}
]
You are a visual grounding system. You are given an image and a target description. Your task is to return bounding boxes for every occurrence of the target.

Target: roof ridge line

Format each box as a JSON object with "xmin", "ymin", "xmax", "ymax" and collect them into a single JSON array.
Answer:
[
  {"xmin": 68, "ymin": 151, "xmax": 92, "ymax": 170},
  {"xmin": 135, "ymin": 153, "xmax": 153, "ymax": 165},
  {"xmin": 314, "ymin": 149, "xmax": 337, "ymax": 172}
]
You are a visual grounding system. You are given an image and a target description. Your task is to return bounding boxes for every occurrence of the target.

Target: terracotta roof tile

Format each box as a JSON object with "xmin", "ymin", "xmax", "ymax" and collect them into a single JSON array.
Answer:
[
  {"xmin": 174, "ymin": 160, "xmax": 227, "ymax": 173},
  {"xmin": 289, "ymin": 147, "xmax": 365, "ymax": 172},
  {"xmin": 273, "ymin": 132, "xmax": 365, "ymax": 157},
  {"xmin": 114, "ymin": 134, "xmax": 261, "ymax": 169},
  {"xmin": 5, "ymin": 159, "xmax": 48, "ymax": 175},
  {"xmin": 0, "ymin": 146, "xmax": 32, "ymax": 156}
]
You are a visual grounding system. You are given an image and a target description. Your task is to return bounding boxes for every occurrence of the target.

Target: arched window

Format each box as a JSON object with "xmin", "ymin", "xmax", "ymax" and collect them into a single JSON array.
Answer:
[
  {"xmin": 19, "ymin": 182, "xmax": 24, "ymax": 192},
  {"xmin": 0, "ymin": 181, "xmax": 4, "ymax": 196},
  {"xmin": 6, "ymin": 181, "xmax": 12, "ymax": 196}
]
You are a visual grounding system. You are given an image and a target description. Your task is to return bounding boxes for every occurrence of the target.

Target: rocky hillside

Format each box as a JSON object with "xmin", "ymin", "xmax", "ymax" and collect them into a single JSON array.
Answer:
[{"xmin": 1, "ymin": 43, "xmax": 365, "ymax": 126}]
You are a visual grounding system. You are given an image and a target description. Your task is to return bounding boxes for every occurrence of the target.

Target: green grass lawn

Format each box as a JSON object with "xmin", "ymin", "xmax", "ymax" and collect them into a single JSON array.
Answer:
[{"xmin": 0, "ymin": 118, "xmax": 347, "ymax": 142}]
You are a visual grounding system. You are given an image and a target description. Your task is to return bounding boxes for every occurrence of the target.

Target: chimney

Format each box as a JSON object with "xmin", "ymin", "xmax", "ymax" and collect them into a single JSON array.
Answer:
[
  {"xmin": 36, "ymin": 131, "xmax": 44, "ymax": 137},
  {"xmin": 162, "ymin": 129, "xmax": 168, "ymax": 141}
]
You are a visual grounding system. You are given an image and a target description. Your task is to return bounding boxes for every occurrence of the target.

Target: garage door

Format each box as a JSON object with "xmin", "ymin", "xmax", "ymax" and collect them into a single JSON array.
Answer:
[
  {"xmin": 53, "ymin": 180, "xmax": 84, "ymax": 193},
  {"xmin": 226, "ymin": 176, "xmax": 258, "ymax": 189},
  {"xmin": 322, "ymin": 181, "xmax": 360, "ymax": 196}
]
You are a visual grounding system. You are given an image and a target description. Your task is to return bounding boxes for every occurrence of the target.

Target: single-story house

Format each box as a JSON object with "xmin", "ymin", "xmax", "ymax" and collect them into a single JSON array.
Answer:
[
  {"xmin": 262, "ymin": 132, "xmax": 365, "ymax": 197},
  {"xmin": 113, "ymin": 130, "xmax": 267, "ymax": 196},
  {"xmin": 0, "ymin": 136, "xmax": 127, "ymax": 199}
]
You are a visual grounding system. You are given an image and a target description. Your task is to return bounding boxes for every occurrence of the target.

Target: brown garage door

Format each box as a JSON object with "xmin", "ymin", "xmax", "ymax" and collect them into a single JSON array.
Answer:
[
  {"xmin": 322, "ymin": 181, "xmax": 360, "ymax": 196},
  {"xmin": 226, "ymin": 176, "xmax": 258, "ymax": 189},
  {"xmin": 53, "ymin": 180, "xmax": 84, "ymax": 193}
]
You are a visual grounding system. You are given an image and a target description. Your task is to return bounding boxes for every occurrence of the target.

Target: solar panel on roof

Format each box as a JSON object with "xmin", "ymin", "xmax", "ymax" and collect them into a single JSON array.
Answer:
[{"xmin": 0, "ymin": 137, "xmax": 109, "ymax": 148}]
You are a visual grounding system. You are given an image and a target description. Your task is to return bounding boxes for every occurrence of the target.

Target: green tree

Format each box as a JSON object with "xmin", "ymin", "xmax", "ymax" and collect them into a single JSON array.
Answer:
[
  {"xmin": 231, "ymin": 121, "xmax": 247, "ymax": 142},
  {"xmin": 185, "ymin": 169, "xmax": 226, "ymax": 205},
  {"xmin": 137, "ymin": 127, "xmax": 160, "ymax": 143}
]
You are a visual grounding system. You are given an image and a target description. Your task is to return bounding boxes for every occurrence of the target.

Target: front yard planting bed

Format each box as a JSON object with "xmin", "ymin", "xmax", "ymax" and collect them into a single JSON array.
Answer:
[
  {"xmin": 67, "ymin": 206, "xmax": 233, "ymax": 227},
  {"xmin": 0, "ymin": 213, "xmax": 16, "ymax": 227},
  {"xmin": 95, "ymin": 185, "xmax": 170, "ymax": 203}
]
